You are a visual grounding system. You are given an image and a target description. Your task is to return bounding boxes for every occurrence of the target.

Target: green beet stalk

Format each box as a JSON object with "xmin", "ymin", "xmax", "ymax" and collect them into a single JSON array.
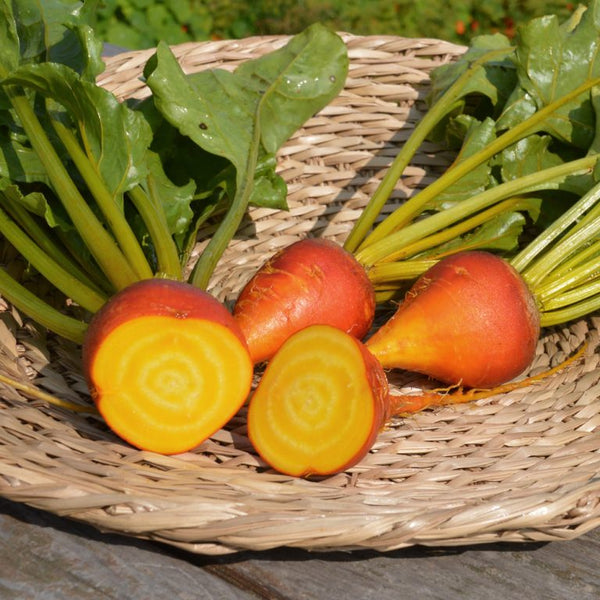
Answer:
[
  {"xmin": 0, "ymin": 186, "xmax": 107, "ymax": 294},
  {"xmin": 0, "ymin": 267, "xmax": 87, "ymax": 343},
  {"xmin": 0, "ymin": 204, "xmax": 106, "ymax": 312},
  {"xmin": 512, "ymin": 181, "xmax": 600, "ymax": 280},
  {"xmin": 355, "ymin": 154, "xmax": 599, "ymax": 268},
  {"xmin": 2, "ymin": 83, "xmax": 139, "ymax": 292},
  {"xmin": 343, "ymin": 46, "xmax": 515, "ymax": 254},
  {"xmin": 511, "ymin": 179, "xmax": 600, "ymax": 324},
  {"xmin": 50, "ymin": 118, "xmax": 154, "ymax": 282},
  {"xmin": 366, "ymin": 197, "xmax": 538, "ymax": 285},
  {"xmin": 354, "ymin": 76, "xmax": 600, "ymax": 257},
  {"xmin": 128, "ymin": 184, "xmax": 183, "ymax": 281},
  {"xmin": 189, "ymin": 111, "xmax": 261, "ymax": 290}
]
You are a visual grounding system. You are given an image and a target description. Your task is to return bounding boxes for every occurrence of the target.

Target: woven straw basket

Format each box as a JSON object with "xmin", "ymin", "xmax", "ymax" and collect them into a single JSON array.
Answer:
[{"xmin": 1, "ymin": 33, "xmax": 599, "ymax": 556}]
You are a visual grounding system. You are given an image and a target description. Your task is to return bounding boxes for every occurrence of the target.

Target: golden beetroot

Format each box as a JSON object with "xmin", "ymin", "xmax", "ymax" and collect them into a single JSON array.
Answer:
[
  {"xmin": 247, "ymin": 324, "xmax": 389, "ymax": 476},
  {"xmin": 233, "ymin": 238, "xmax": 376, "ymax": 364},
  {"xmin": 366, "ymin": 251, "xmax": 541, "ymax": 388},
  {"xmin": 82, "ymin": 279, "xmax": 253, "ymax": 454}
]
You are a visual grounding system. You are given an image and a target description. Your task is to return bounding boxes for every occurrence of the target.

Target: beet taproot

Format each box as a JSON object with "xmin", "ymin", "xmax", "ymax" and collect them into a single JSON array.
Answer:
[
  {"xmin": 233, "ymin": 238, "xmax": 376, "ymax": 364},
  {"xmin": 366, "ymin": 251, "xmax": 541, "ymax": 388}
]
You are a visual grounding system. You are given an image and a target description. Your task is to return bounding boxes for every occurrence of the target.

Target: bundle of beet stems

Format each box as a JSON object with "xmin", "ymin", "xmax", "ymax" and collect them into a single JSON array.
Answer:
[{"xmin": 2, "ymin": 1, "xmax": 600, "ymax": 476}]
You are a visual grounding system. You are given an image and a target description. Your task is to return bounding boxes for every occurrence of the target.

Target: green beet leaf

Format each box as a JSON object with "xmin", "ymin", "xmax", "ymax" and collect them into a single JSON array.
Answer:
[
  {"xmin": 0, "ymin": 125, "xmax": 50, "ymax": 184},
  {"xmin": 498, "ymin": 135, "xmax": 591, "ymax": 195},
  {"xmin": 142, "ymin": 151, "xmax": 195, "ymax": 239},
  {"xmin": 0, "ymin": 2, "xmax": 18, "ymax": 73},
  {"xmin": 427, "ymin": 34, "xmax": 516, "ymax": 135},
  {"xmin": 1, "ymin": 0, "xmax": 103, "ymax": 79},
  {"xmin": 4, "ymin": 63, "xmax": 152, "ymax": 197},
  {"xmin": 497, "ymin": 5, "xmax": 600, "ymax": 149},
  {"xmin": 422, "ymin": 209, "xmax": 537, "ymax": 258},
  {"xmin": 144, "ymin": 22, "xmax": 347, "ymax": 201},
  {"xmin": 143, "ymin": 23, "xmax": 348, "ymax": 287}
]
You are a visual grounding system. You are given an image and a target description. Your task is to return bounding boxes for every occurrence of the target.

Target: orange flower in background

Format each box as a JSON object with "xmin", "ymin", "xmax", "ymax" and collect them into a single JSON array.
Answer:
[{"xmin": 503, "ymin": 16, "xmax": 516, "ymax": 38}]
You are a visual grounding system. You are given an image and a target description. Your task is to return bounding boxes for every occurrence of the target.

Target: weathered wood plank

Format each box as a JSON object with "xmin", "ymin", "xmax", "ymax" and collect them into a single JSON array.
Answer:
[
  {"xmin": 0, "ymin": 499, "xmax": 254, "ymax": 600},
  {"xmin": 217, "ymin": 534, "xmax": 600, "ymax": 599},
  {"xmin": 1, "ymin": 497, "xmax": 599, "ymax": 600}
]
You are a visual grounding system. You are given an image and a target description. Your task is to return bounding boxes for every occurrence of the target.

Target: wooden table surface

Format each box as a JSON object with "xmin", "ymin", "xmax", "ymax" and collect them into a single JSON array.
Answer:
[{"xmin": 1, "ymin": 496, "xmax": 598, "ymax": 599}]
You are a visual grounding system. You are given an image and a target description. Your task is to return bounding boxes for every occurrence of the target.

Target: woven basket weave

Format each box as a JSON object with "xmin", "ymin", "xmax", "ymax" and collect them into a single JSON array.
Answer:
[{"xmin": 1, "ymin": 34, "xmax": 599, "ymax": 556}]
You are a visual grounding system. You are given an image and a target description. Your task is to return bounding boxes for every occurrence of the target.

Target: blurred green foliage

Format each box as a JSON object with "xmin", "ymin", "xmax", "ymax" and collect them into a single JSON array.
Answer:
[{"xmin": 95, "ymin": 0, "xmax": 583, "ymax": 50}]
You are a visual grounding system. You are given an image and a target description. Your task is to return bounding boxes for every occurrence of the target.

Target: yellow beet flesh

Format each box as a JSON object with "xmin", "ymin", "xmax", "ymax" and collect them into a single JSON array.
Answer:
[
  {"xmin": 90, "ymin": 315, "xmax": 253, "ymax": 454},
  {"xmin": 248, "ymin": 325, "xmax": 388, "ymax": 477}
]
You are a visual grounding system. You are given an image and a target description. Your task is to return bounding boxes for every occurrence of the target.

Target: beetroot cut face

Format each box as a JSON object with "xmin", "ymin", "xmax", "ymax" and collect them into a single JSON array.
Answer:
[
  {"xmin": 247, "ymin": 324, "xmax": 389, "ymax": 477},
  {"xmin": 83, "ymin": 279, "xmax": 253, "ymax": 454}
]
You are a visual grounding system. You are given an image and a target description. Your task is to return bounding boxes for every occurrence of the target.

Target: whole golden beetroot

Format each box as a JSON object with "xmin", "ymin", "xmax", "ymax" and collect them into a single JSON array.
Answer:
[
  {"xmin": 233, "ymin": 238, "xmax": 376, "ymax": 364},
  {"xmin": 366, "ymin": 251, "xmax": 541, "ymax": 388}
]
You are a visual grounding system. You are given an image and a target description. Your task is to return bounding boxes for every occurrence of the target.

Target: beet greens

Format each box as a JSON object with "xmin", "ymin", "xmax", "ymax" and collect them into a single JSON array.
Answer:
[
  {"xmin": 0, "ymin": 0, "xmax": 347, "ymax": 341},
  {"xmin": 345, "ymin": 2, "xmax": 600, "ymax": 323}
]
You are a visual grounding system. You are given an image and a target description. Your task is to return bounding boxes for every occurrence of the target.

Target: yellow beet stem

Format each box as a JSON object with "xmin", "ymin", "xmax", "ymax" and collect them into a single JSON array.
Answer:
[
  {"xmin": 248, "ymin": 325, "xmax": 385, "ymax": 477},
  {"xmin": 0, "ymin": 373, "xmax": 97, "ymax": 414},
  {"xmin": 90, "ymin": 315, "xmax": 253, "ymax": 454}
]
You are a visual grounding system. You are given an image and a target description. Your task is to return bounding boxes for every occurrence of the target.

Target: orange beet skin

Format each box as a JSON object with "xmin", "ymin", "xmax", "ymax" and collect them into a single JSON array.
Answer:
[
  {"xmin": 233, "ymin": 238, "xmax": 376, "ymax": 364},
  {"xmin": 366, "ymin": 251, "xmax": 541, "ymax": 388},
  {"xmin": 83, "ymin": 279, "xmax": 253, "ymax": 454}
]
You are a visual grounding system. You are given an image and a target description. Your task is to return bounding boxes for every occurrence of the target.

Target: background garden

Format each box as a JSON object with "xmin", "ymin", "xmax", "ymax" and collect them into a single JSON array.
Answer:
[{"xmin": 95, "ymin": 0, "xmax": 584, "ymax": 50}]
